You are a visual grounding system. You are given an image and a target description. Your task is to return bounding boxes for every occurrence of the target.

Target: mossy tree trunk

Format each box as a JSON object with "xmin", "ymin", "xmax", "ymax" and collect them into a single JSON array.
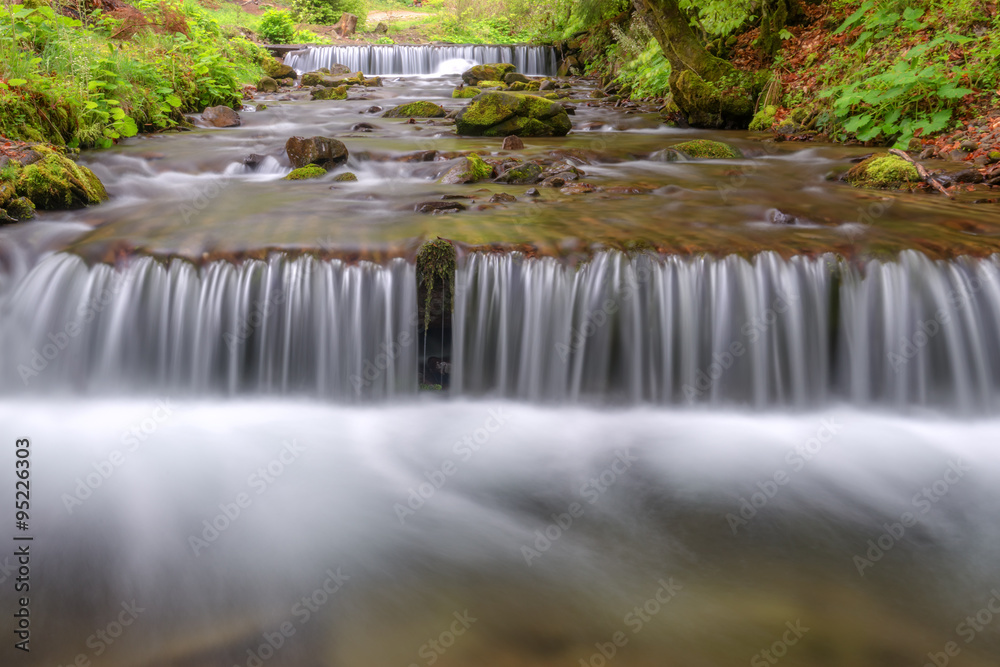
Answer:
[{"xmin": 632, "ymin": 0, "xmax": 766, "ymax": 129}]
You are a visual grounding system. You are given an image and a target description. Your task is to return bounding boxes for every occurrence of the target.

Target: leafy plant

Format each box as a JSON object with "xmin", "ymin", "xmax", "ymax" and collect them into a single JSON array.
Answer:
[
  {"xmin": 290, "ymin": 0, "xmax": 368, "ymax": 25},
  {"xmin": 258, "ymin": 9, "xmax": 295, "ymax": 43}
]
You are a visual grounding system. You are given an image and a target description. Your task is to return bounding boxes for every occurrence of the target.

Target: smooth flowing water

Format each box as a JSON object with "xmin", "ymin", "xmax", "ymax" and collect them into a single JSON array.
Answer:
[
  {"xmin": 2, "ymin": 48, "xmax": 1000, "ymax": 667},
  {"xmin": 284, "ymin": 44, "xmax": 558, "ymax": 76}
]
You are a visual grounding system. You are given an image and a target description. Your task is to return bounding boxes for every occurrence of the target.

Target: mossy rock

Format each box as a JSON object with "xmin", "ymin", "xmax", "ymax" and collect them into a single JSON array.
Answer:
[
  {"xmin": 257, "ymin": 76, "xmax": 278, "ymax": 93},
  {"xmin": 4, "ymin": 196, "xmax": 35, "ymax": 220},
  {"xmin": 494, "ymin": 161, "xmax": 542, "ymax": 184},
  {"xmin": 845, "ymin": 153, "xmax": 920, "ymax": 190},
  {"xmin": 749, "ymin": 105, "xmax": 778, "ymax": 132},
  {"xmin": 15, "ymin": 149, "xmax": 108, "ymax": 209},
  {"xmin": 311, "ymin": 85, "xmax": 348, "ymax": 101},
  {"xmin": 508, "ymin": 81, "xmax": 530, "ymax": 91},
  {"xmin": 455, "ymin": 92, "xmax": 571, "ymax": 137},
  {"xmin": 300, "ymin": 72, "xmax": 326, "ymax": 87},
  {"xmin": 673, "ymin": 140, "xmax": 742, "ymax": 159},
  {"xmin": 503, "ymin": 72, "xmax": 530, "ymax": 85},
  {"xmin": 383, "ymin": 101, "xmax": 447, "ymax": 118},
  {"xmin": 672, "ymin": 68, "xmax": 762, "ymax": 129},
  {"xmin": 477, "ymin": 80, "xmax": 506, "ymax": 89},
  {"xmin": 416, "ymin": 238, "xmax": 457, "ymax": 331},
  {"xmin": 333, "ymin": 172, "xmax": 358, "ymax": 181},
  {"xmin": 439, "ymin": 153, "xmax": 493, "ymax": 184},
  {"xmin": 452, "ymin": 87, "xmax": 482, "ymax": 99},
  {"xmin": 285, "ymin": 165, "xmax": 327, "ymax": 180},
  {"xmin": 262, "ymin": 58, "xmax": 296, "ymax": 80},
  {"xmin": 461, "ymin": 63, "xmax": 517, "ymax": 86}
]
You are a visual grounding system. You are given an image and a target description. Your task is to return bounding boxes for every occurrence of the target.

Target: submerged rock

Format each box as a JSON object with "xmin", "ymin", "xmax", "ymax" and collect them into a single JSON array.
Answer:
[
  {"xmin": 415, "ymin": 201, "xmax": 466, "ymax": 214},
  {"xmin": 455, "ymin": 92, "xmax": 571, "ymax": 137},
  {"xmin": 285, "ymin": 136, "xmax": 349, "ymax": 170},
  {"xmin": 672, "ymin": 140, "xmax": 742, "ymax": 159},
  {"xmin": 382, "ymin": 101, "xmax": 447, "ymax": 118},
  {"xmin": 489, "ymin": 192, "xmax": 517, "ymax": 203},
  {"xmin": 845, "ymin": 153, "xmax": 920, "ymax": 189},
  {"xmin": 333, "ymin": 172, "xmax": 358, "ymax": 182},
  {"xmin": 202, "ymin": 106, "xmax": 241, "ymax": 128},
  {"xmin": 649, "ymin": 148, "xmax": 686, "ymax": 162}
]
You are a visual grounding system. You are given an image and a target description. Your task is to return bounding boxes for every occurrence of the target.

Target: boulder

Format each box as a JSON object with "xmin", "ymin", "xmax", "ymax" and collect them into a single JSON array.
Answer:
[
  {"xmin": 439, "ymin": 154, "xmax": 493, "ymax": 184},
  {"xmin": 202, "ymin": 106, "xmax": 241, "ymax": 127},
  {"xmin": 14, "ymin": 148, "xmax": 108, "ymax": 209},
  {"xmin": 262, "ymin": 58, "xmax": 296, "ymax": 81},
  {"xmin": 461, "ymin": 63, "xmax": 516, "ymax": 86},
  {"xmin": 330, "ymin": 63, "xmax": 352, "ymax": 76},
  {"xmin": 285, "ymin": 136, "xmax": 349, "ymax": 170},
  {"xmin": 455, "ymin": 92, "xmax": 572, "ymax": 137},
  {"xmin": 503, "ymin": 72, "xmax": 530, "ymax": 85},
  {"xmin": 382, "ymin": 101, "xmax": 447, "ymax": 118},
  {"xmin": 649, "ymin": 148, "xmax": 685, "ymax": 162},
  {"xmin": 257, "ymin": 76, "xmax": 278, "ymax": 93},
  {"xmin": 672, "ymin": 140, "xmax": 741, "ymax": 159},
  {"xmin": 311, "ymin": 85, "xmax": 348, "ymax": 100},
  {"xmin": 477, "ymin": 80, "xmax": 506, "ymax": 89},
  {"xmin": 844, "ymin": 153, "xmax": 920, "ymax": 189},
  {"xmin": 502, "ymin": 135, "xmax": 524, "ymax": 150},
  {"xmin": 333, "ymin": 172, "xmax": 358, "ymax": 181},
  {"xmin": 453, "ymin": 86, "xmax": 481, "ymax": 99}
]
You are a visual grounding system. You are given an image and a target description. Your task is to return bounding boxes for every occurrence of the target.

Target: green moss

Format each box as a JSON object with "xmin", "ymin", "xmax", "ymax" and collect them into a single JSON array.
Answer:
[
  {"xmin": 333, "ymin": 172, "xmax": 358, "ymax": 181},
  {"xmin": 749, "ymin": 105, "xmax": 778, "ymax": 132},
  {"xmin": 439, "ymin": 153, "xmax": 493, "ymax": 184},
  {"xmin": 284, "ymin": 165, "xmax": 327, "ymax": 180},
  {"xmin": 989, "ymin": 151, "xmax": 1000, "ymax": 163},
  {"xmin": 262, "ymin": 58, "xmax": 296, "ymax": 80},
  {"xmin": 311, "ymin": 85, "xmax": 348, "ymax": 101},
  {"xmin": 5, "ymin": 196, "xmax": 35, "ymax": 220},
  {"xmin": 463, "ymin": 64, "xmax": 516, "ymax": 85},
  {"xmin": 456, "ymin": 92, "xmax": 571, "ymax": 137},
  {"xmin": 453, "ymin": 87, "xmax": 482, "ymax": 99},
  {"xmin": 673, "ymin": 140, "xmax": 742, "ymax": 159},
  {"xmin": 477, "ymin": 80, "xmax": 505, "ymax": 89},
  {"xmin": 15, "ymin": 149, "xmax": 108, "ymax": 209},
  {"xmin": 416, "ymin": 239, "xmax": 457, "ymax": 331},
  {"xmin": 382, "ymin": 101, "xmax": 447, "ymax": 118},
  {"xmin": 845, "ymin": 153, "xmax": 920, "ymax": 189},
  {"xmin": 300, "ymin": 72, "xmax": 324, "ymax": 86}
]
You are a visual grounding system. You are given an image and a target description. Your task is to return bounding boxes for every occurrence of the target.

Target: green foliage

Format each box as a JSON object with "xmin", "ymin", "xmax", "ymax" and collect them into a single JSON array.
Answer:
[
  {"xmin": 817, "ymin": 2, "xmax": 979, "ymax": 147},
  {"xmin": 290, "ymin": 0, "xmax": 368, "ymax": 26},
  {"xmin": 416, "ymin": 239, "xmax": 456, "ymax": 332},
  {"xmin": 258, "ymin": 9, "xmax": 295, "ymax": 43},
  {"xmin": 612, "ymin": 38, "xmax": 671, "ymax": 99},
  {"xmin": 292, "ymin": 28, "xmax": 331, "ymax": 44},
  {"xmin": 0, "ymin": 1, "xmax": 266, "ymax": 148},
  {"xmin": 679, "ymin": 0, "xmax": 756, "ymax": 38}
]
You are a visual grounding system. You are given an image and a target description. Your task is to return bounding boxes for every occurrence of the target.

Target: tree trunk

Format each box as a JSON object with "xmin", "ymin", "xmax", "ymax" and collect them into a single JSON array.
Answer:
[{"xmin": 633, "ymin": 0, "xmax": 764, "ymax": 129}]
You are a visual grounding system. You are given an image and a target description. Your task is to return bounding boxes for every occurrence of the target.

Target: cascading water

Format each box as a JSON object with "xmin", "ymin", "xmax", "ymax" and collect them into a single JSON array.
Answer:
[
  {"xmin": 5, "ymin": 250, "xmax": 1000, "ymax": 410},
  {"xmin": 284, "ymin": 44, "xmax": 558, "ymax": 75},
  {"xmin": 0, "ymin": 253, "xmax": 417, "ymax": 398}
]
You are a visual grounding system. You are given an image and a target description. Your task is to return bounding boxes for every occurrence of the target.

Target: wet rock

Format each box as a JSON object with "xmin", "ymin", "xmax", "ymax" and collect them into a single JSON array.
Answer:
[
  {"xmin": 300, "ymin": 72, "xmax": 326, "ymax": 87},
  {"xmin": 539, "ymin": 80, "xmax": 555, "ymax": 91},
  {"xmin": 415, "ymin": 201, "xmax": 466, "ymax": 214},
  {"xmin": 604, "ymin": 186, "xmax": 649, "ymax": 194},
  {"xmin": 589, "ymin": 90, "xmax": 606, "ymax": 99},
  {"xmin": 363, "ymin": 76, "xmax": 383, "ymax": 87},
  {"xmin": 333, "ymin": 172, "xmax": 358, "ymax": 182},
  {"xmin": 439, "ymin": 154, "xmax": 493, "ymax": 184},
  {"xmin": 767, "ymin": 209, "xmax": 797, "ymax": 225},
  {"xmin": 1, "ymin": 196, "xmax": 34, "ymax": 221},
  {"xmin": 244, "ymin": 154, "xmax": 266, "ymax": 170},
  {"xmin": 285, "ymin": 165, "xmax": 326, "ymax": 180},
  {"xmin": 455, "ymin": 92, "xmax": 571, "ymax": 137},
  {"xmin": 560, "ymin": 182, "xmax": 596, "ymax": 194},
  {"xmin": 13, "ymin": 148, "xmax": 108, "ymax": 209},
  {"xmin": 383, "ymin": 101, "xmax": 447, "ymax": 118},
  {"xmin": 202, "ymin": 106, "xmax": 241, "ymax": 127},
  {"xmin": 947, "ymin": 149, "xmax": 968, "ymax": 161},
  {"xmin": 953, "ymin": 169, "xmax": 985, "ymax": 184},
  {"xmin": 363, "ymin": 105, "xmax": 383, "ymax": 114},
  {"xmin": 262, "ymin": 58, "xmax": 296, "ymax": 81},
  {"xmin": 503, "ymin": 72, "xmax": 530, "ymax": 85},
  {"xmin": 352, "ymin": 122, "xmax": 377, "ymax": 132},
  {"xmin": 502, "ymin": 135, "xmax": 524, "ymax": 150},
  {"xmin": 649, "ymin": 148, "xmax": 685, "ymax": 162},
  {"xmin": 311, "ymin": 85, "xmax": 348, "ymax": 101},
  {"xmin": 441, "ymin": 194, "xmax": 471, "ymax": 200},
  {"xmin": 960, "ymin": 140, "xmax": 979, "ymax": 152},
  {"xmin": 285, "ymin": 136, "xmax": 349, "ymax": 170},
  {"xmin": 672, "ymin": 140, "xmax": 741, "ymax": 159},
  {"xmin": 462, "ymin": 63, "xmax": 516, "ymax": 86},
  {"xmin": 540, "ymin": 175, "xmax": 566, "ymax": 188},
  {"xmin": 257, "ymin": 76, "xmax": 278, "ymax": 93},
  {"xmin": 453, "ymin": 86, "xmax": 482, "ymax": 99},
  {"xmin": 489, "ymin": 192, "xmax": 517, "ymax": 203},
  {"xmin": 525, "ymin": 187, "xmax": 540, "ymax": 196},
  {"xmin": 844, "ymin": 153, "xmax": 920, "ymax": 189},
  {"xmin": 494, "ymin": 162, "xmax": 543, "ymax": 184},
  {"xmin": 919, "ymin": 146, "xmax": 939, "ymax": 160},
  {"xmin": 397, "ymin": 150, "xmax": 438, "ymax": 162}
]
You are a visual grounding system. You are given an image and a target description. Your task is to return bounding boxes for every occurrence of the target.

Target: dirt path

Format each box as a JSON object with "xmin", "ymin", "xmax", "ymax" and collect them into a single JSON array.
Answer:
[{"xmin": 367, "ymin": 9, "xmax": 431, "ymax": 23}]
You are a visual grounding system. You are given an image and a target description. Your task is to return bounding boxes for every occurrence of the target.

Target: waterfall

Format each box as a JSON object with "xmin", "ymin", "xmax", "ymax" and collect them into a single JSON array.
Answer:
[
  {"xmin": 0, "ymin": 253, "xmax": 418, "ymax": 399},
  {"xmin": 453, "ymin": 250, "xmax": 1000, "ymax": 409},
  {"xmin": 4, "ymin": 250, "xmax": 1000, "ymax": 409},
  {"xmin": 284, "ymin": 44, "xmax": 558, "ymax": 76}
]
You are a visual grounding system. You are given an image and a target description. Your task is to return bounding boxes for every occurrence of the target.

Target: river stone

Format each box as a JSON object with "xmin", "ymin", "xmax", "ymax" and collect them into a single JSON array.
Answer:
[
  {"xmin": 439, "ymin": 154, "xmax": 493, "ymax": 184},
  {"xmin": 844, "ymin": 153, "xmax": 920, "ymax": 189},
  {"xmin": 312, "ymin": 85, "xmax": 348, "ymax": 101},
  {"xmin": 285, "ymin": 136, "xmax": 349, "ymax": 170},
  {"xmin": 455, "ymin": 92, "xmax": 571, "ymax": 137},
  {"xmin": 502, "ymin": 135, "xmax": 524, "ymax": 150},
  {"xmin": 257, "ymin": 76, "xmax": 278, "ymax": 93},
  {"xmin": 560, "ymin": 182, "xmax": 597, "ymax": 195},
  {"xmin": 461, "ymin": 63, "xmax": 516, "ymax": 86},
  {"xmin": 503, "ymin": 72, "xmax": 530, "ymax": 85},
  {"xmin": 489, "ymin": 192, "xmax": 517, "ymax": 203},
  {"xmin": 672, "ymin": 140, "xmax": 741, "ymax": 159},
  {"xmin": 202, "ymin": 106, "xmax": 241, "ymax": 127},
  {"xmin": 415, "ymin": 201, "xmax": 466, "ymax": 214},
  {"xmin": 494, "ymin": 162, "xmax": 542, "ymax": 184},
  {"xmin": 262, "ymin": 58, "xmax": 296, "ymax": 81},
  {"xmin": 14, "ymin": 149, "xmax": 108, "ymax": 209},
  {"xmin": 383, "ymin": 101, "xmax": 447, "ymax": 118}
]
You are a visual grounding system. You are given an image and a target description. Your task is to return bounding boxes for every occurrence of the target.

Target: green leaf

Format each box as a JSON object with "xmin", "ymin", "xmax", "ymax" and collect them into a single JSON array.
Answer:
[
  {"xmin": 835, "ymin": 1, "xmax": 875, "ymax": 34},
  {"xmin": 85, "ymin": 101, "xmax": 99, "ymax": 110},
  {"xmin": 7, "ymin": 78, "xmax": 27, "ymax": 86},
  {"xmin": 938, "ymin": 85, "xmax": 974, "ymax": 99},
  {"xmin": 857, "ymin": 125, "xmax": 882, "ymax": 141},
  {"xmin": 902, "ymin": 7, "xmax": 924, "ymax": 21},
  {"xmin": 165, "ymin": 94, "xmax": 182, "ymax": 108},
  {"xmin": 844, "ymin": 114, "xmax": 873, "ymax": 133}
]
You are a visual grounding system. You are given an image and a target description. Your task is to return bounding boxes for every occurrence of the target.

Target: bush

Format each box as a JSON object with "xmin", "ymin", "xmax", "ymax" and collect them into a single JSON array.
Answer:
[
  {"xmin": 258, "ymin": 9, "xmax": 295, "ymax": 43},
  {"xmin": 290, "ymin": 0, "xmax": 368, "ymax": 26}
]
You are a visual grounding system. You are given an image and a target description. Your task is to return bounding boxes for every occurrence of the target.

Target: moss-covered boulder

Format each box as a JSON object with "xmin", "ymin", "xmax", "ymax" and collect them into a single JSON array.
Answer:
[
  {"xmin": 672, "ymin": 140, "xmax": 742, "ymax": 159},
  {"xmin": 477, "ymin": 80, "xmax": 506, "ymax": 89},
  {"xmin": 439, "ymin": 154, "xmax": 493, "ymax": 184},
  {"xmin": 285, "ymin": 136, "xmax": 349, "ymax": 170},
  {"xmin": 462, "ymin": 63, "xmax": 517, "ymax": 86},
  {"xmin": 311, "ymin": 85, "xmax": 348, "ymax": 101},
  {"xmin": 262, "ymin": 58, "xmax": 296, "ymax": 81},
  {"xmin": 284, "ymin": 165, "xmax": 327, "ymax": 180},
  {"xmin": 503, "ymin": 72, "xmax": 530, "ymax": 85},
  {"xmin": 456, "ymin": 92, "xmax": 572, "ymax": 137},
  {"xmin": 749, "ymin": 105, "xmax": 778, "ymax": 132},
  {"xmin": 257, "ymin": 76, "xmax": 279, "ymax": 93},
  {"xmin": 333, "ymin": 172, "xmax": 358, "ymax": 181},
  {"xmin": 845, "ymin": 153, "xmax": 921, "ymax": 189},
  {"xmin": 508, "ymin": 81, "xmax": 541, "ymax": 92},
  {"xmin": 453, "ymin": 87, "xmax": 482, "ymax": 99},
  {"xmin": 0, "ymin": 180, "xmax": 35, "ymax": 223},
  {"xmin": 382, "ymin": 101, "xmax": 447, "ymax": 118},
  {"xmin": 14, "ymin": 149, "xmax": 108, "ymax": 209},
  {"xmin": 300, "ymin": 72, "xmax": 326, "ymax": 87},
  {"xmin": 494, "ymin": 161, "xmax": 542, "ymax": 184}
]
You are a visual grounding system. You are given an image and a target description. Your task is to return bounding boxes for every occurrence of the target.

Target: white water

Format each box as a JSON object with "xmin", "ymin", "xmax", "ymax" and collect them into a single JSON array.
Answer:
[
  {"xmin": 284, "ymin": 44, "xmax": 558, "ymax": 75},
  {"xmin": 2, "ymin": 399, "xmax": 999, "ymax": 666}
]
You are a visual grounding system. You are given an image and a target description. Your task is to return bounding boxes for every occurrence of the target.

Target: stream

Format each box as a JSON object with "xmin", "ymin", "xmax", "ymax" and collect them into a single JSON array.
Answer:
[{"xmin": 0, "ymin": 47, "xmax": 999, "ymax": 667}]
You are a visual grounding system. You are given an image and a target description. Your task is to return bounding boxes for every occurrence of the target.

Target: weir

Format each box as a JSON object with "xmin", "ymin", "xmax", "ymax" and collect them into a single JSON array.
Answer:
[
  {"xmin": 283, "ymin": 44, "xmax": 559, "ymax": 75},
  {"xmin": 5, "ymin": 250, "xmax": 999, "ymax": 409}
]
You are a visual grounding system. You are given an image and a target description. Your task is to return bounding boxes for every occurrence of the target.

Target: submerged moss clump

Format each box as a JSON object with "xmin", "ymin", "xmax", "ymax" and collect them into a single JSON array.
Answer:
[
  {"xmin": 845, "ymin": 153, "xmax": 920, "ymax": 189},
  {"xmin": 416, "ymin": 239, "xmax": 457, "ymax": 332}
]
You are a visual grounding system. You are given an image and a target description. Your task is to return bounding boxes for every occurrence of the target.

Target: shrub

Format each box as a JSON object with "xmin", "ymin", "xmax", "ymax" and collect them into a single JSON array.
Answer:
[
  {"xmin": 290, "ymin": 0, "xmax": 368, "ymax": 26},
  {"xmin": 258, "ymin": 9, "xmax": 295, "ymax": 44}
]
